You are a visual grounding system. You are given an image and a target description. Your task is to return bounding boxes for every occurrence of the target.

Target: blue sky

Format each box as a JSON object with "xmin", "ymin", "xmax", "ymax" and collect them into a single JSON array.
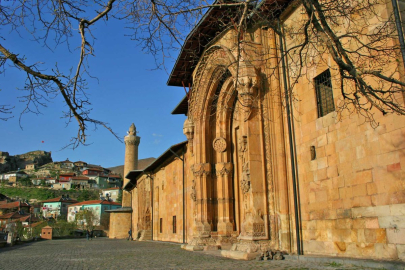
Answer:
[{"xmin": 0, "ymin": 17, "xmax": 187, "ymax": 168}]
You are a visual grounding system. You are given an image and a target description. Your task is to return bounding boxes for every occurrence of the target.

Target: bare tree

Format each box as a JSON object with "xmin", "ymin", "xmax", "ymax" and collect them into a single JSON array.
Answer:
[
  {"xmin": 1, "ymin": 0, "xmax": 404, "ymax": 146},
  {"xmin": 75, "ymin": 208, "xmax": 98, "ymax": 231},
  {"xmin": 281, "ymin": 0, "xmax": 405, "ymax": 126}
]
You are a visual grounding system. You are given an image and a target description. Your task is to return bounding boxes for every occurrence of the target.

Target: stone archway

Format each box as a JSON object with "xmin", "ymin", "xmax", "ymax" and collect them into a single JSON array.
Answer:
[{"xmin": 186, "ymin": 43, "xmax": 269, "ymax": 249}]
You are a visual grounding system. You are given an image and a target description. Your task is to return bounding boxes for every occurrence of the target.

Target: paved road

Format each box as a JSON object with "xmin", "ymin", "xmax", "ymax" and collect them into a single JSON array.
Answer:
[{"xmin": 0, "ymin": 238, "xmax": 391, "ymax": 270}]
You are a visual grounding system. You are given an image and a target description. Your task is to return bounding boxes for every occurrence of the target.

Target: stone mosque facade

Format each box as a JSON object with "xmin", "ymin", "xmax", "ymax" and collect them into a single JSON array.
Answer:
[{"xmin": 109, "ymin": 0, "xmax": 405, "ymax": 261}]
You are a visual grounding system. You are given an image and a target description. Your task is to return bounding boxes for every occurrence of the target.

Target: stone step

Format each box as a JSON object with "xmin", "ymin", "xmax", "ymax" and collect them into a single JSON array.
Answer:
[{"xmin": 139, "ymin": 230, "xmax": 152, "ymax": 241}]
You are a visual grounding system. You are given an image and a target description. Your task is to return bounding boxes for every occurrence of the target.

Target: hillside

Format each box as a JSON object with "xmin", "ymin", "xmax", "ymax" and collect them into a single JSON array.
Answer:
[
  {"xmin": 108, "ymin": 157, "xmax": 156, "ymax": 176},
  {"xmin": 0, "ymin": 150, "xmax": 52, "ymax": 173}
]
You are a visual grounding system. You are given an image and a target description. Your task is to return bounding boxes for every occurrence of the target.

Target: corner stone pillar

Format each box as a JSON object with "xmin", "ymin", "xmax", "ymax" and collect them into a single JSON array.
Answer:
[{"xmin": 123, "ymin": 123, "xmax": 140, "ymax": 207}]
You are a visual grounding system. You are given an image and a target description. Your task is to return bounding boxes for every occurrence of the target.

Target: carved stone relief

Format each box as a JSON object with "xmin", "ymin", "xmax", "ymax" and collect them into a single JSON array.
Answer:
[
  {"xmin": 213, "ymin": 137, "xmax": 227, "ymax": 153},
  {"xmin": 191, "ymin": 163, "xmax": 211, "ymax": 177},
  {"xmin": 238, "ymin": 135, "xmax": 250, "ymax": 194},
  {"xmin": 183, "ymin": 118, "xmax": 195, "ymax": 153},
  {"xmin": 190, "ymin": 179, "xmax": 196, "ymax": 201},
  {"xmin": 238, "ymin": 77, "xmax": 259, "ymax": 121},
  {"xmin": 215, "ymin": 162, "xmax": 233, "ymax": 176},
  {"xmin": 240, "ymin": 210, "xmax": 266, "ymax": 240}
]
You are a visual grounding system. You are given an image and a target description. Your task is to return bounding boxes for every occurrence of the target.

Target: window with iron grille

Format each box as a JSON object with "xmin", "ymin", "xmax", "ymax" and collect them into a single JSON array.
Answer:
[
  {"xmin": 314, "ymin": 69, "xmax": 335, "ymax": 117},
  {"xmin": 173, "ymin": 216, "xmax": 177, "ymax": 234}
]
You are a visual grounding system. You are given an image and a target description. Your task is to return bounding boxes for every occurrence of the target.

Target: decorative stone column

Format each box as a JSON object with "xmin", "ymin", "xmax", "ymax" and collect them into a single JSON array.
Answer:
[
  {"xmin": 123, "ymin": 123, "xmax": 140, "ymax": 207},
  {"xmin": 192, "ymin": 162, "xmax": 212, "ymax": 238},
  {"xmin": 184, "ymin": 163, "xmax": 217, "ymax": 251},
  {"xmin": 215, "ymin": 162, "xmax": 234, "ymax": 236}
]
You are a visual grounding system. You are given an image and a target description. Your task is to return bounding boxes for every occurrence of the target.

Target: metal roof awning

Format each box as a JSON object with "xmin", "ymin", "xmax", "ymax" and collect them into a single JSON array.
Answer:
[
  {"xmin": 123, "ymin": 170, "xmax": 144, "ymax": 191},
  {"xmin": 105, "ymin": 207, "xmax": 132, "ymax": 213},
  {"xmin": 171, "ymin": 95, "xmax": 188, "ymax": 115}
]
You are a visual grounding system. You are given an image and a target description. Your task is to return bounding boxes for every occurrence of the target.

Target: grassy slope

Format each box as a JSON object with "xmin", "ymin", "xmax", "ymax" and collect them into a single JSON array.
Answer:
[{"xmin": 0, "ymin": 186, "xmax": 99, "ymax": 202}]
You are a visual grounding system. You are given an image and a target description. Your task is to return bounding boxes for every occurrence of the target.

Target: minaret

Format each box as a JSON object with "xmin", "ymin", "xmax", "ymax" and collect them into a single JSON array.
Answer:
[{"xmin": 123, "ymin": 123, "xmax": 140, "ymax": 207}]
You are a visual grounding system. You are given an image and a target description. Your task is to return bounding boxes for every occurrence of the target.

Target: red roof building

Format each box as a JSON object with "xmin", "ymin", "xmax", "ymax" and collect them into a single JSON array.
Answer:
[
  {"xmin": 0, "ymin": 201, "xmax": 30, "ymax": 215},
  {"xmin": 59, "ymin": 172, "xmax": 76, "ymax": 182},
  {"xmin": 82, "ymin": 167, "xmax": 104, "ymax": 176}
]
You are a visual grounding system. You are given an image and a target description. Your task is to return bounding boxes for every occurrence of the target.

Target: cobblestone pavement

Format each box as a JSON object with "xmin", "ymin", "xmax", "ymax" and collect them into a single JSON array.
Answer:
[{"xmin": 0, "ymin": 238, "xmax": 389, "ymax": 270}]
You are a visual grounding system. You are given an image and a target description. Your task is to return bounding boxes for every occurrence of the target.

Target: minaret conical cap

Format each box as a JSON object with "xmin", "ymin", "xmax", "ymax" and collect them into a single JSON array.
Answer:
[{"xmin": 128, "ymin": 123, "xmax": 136, "ymax": 136}]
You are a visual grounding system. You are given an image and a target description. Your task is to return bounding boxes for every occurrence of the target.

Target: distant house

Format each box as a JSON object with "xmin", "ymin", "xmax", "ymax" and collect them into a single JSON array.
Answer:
[
  {"xmin": 1, "ymin": 171, "xmax": 28, "ymax": 184},
  {"xmin": 91, "ymin": 175, "xmax": 121, "ymax": 189},
  {"xmin": 25, "ymin": 163, "xmax": 36, "ymax": 170},
  {"xmin": 73, "ymin": 161, "xmax": 87, "ymax": 170},
  {"xmin": 52, "ymin": 182, "xmax": 73, "ymax": 190},
  {"xmin": 45, "ymin": 178, "xmax": 58, "ymax": 185},
  {"xmin": 92, "ymin": 176, "xmax": 109, "ymax": 189},
  {"xmin": 0, "ymin": 212, "xmax": 31, "ymax": 229},
  {"xmin": 67, "ymin": 200, "xmax": 121, "ymax": 225},
  {"xmin": 70, "ymin": 176, "xmax": 91, "ymax": 189},
  {"xmin": 31, "ymin": 178, "xmax": 43, "ymax": 186},
  {"xmin": 54, "ymin": 159, "xmax": 75, "ymax": 169},
  {"xmin": 41, "ymin": 195, "xmax": 78, "ymax": 219},
  {"xmin": 0, "ymin": 201, "xmax": 30, "ymax": 215},
  {"xmin": 31, "ymin": 177, "xmax": 50, "ymax": 186},
  {"xmin": 0, "ymin": 193, "xmax": 11, "ymax": 205},
  {"xmin": 106, "ymin": 174, "xmax": 122, "ymax": 188},
  {"xmin": 60, "ymin": 159, "xmax": 74, "ymax": 169},
  {"xmin": 32, "ymin": 177, "xmax": 58, "ymax": 186},
  {"xmin": 82, "ymin": 167, "xmax": 104, "ymax": 176},
  {"xmin": 82, "ymin": 165, "xmax": 111, "ymax": 175},
  {"xmin": 59, "ymin": 172, "xmax": 76, "ymax": 182},
  {"xmin": 100, "ymin": 187, "xmax": 121, "ymax": 202}
]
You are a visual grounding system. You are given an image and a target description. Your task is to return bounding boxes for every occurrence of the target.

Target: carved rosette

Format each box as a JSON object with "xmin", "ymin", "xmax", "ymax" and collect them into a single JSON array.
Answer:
[
  {"xmin": 183, "ymin": 118, "xmax": 194, "ymax": 153},
  {"xmin": 213, "ymin": 137, "xmax": 227, "ymax": 153}
]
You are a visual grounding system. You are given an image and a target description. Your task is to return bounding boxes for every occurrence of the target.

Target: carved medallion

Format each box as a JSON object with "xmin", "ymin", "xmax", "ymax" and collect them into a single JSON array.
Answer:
[{"xmin": 213, "ymin": 137, "xmax": 227, "ymax": 152}]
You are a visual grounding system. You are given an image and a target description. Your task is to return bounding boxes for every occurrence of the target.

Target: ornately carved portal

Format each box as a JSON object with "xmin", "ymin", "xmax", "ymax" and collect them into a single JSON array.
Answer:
[{"xmin": 183, "ymin": 42, "xmax": 286, "ymax": 253}]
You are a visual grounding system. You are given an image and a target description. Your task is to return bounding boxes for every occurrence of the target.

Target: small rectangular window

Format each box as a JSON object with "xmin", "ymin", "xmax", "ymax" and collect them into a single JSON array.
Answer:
[
  {"xmin": 173, "ymin": 216, "xmax": 177, "ymax": 234},
  {"xmin": 314, "ymin": 69, "xmax": 335, "ymax": 117},
  {"xmin": 160, "ymin": 218, "xmax": 163, "ymax": 233}
]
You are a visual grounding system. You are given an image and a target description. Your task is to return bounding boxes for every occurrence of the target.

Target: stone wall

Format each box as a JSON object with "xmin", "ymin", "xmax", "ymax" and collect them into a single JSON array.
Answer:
[
  {"xmin": 109, "ymin": 212, "xmax": 131, "ymax": 239},
  {"xmin": 283, "ymin": 1, "xmax": 405, "ymax": 260},
  {"xmin": 132, "ymin": 150, "xmax": 192, "ymax": 243}
]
